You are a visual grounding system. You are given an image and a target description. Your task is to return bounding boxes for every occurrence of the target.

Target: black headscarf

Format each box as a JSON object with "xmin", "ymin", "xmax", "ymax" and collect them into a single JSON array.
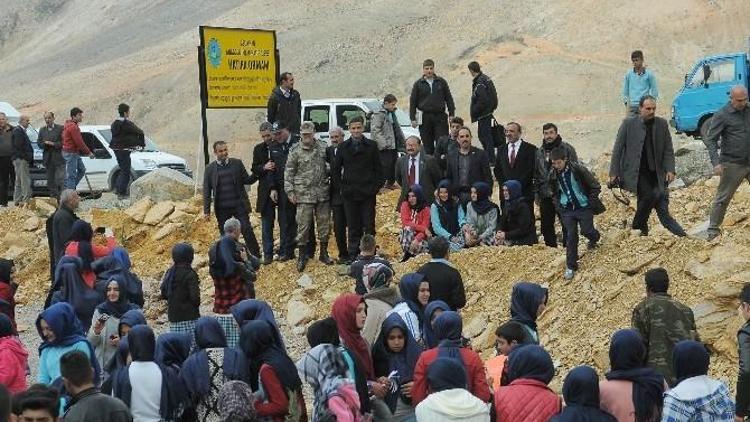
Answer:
[
  {"xmin": 160, "ymin": 243, "xmax": 194, "ymax": 299},
  {"xmin": 471, "ymin": 181, "xmax": 497, "ymax": 215},
  {"xmin": 427, "ymin": 357, "xmax": 467, "ymax": 392},
  {"xmin": 306, "ymin": 317, "xmax": 339, "ymax": 348},
  {"xmin": 605, "ymin": 329, "xmax": 665, "ymax": 422},
  {"xmin": 399, "ymin": 273, "xmax": 426, "ymax": 326},
  {"xmin": 510, "ymin": 281, "xmax": 548, "ymax": 333},
  {"xmin": 373, "ymin": 313, "xmax": 422, "ymax": 381},
  {"xmin": 0, "ymin": 313, "xmax": 14, "ymax": 337},
  {"xmin": 0, "ymin": 259, "xmax": 12, "ymax": 283},
  {"xmin": 673, "ymin": 340, "xmax": 710, "ymax": 385},
  {"xmin": 68, "ymin": 220, "xmax": 95, "ymax": 271},
  {"xmin": 128, "ymin": 324, "xmax": 156, "ymax": 362},
  {"xmin": 155, "ymin": 333, "xmax": 192, "ymax": 369},
  {"xmin": 118, "ymin": 309, "xmax": 147, "ymax": 337},
  {"xmin": 408, "ymin": 184, "xmax": 427, "ymax": 211},
  {"xmin": 95, "ymin": 278, "xmax": 138, "ymax": 319},
  {"xmin": 240, "ymin": 320, "xmax": 302, "ymax": 393},
  {"xmin": 507, "ymin": 344, "xmax": 554, "ymax": 384},
  {"xmin": 434, "ymin": 311, "xmax": 464, "ymax": 368},
  {"xmin": 434, "ymin": 180, "xmax": 460, "ymax": 236},
  {"xmin": 552, "ymin": 366, "xmax": 617, "ymax": 422}
]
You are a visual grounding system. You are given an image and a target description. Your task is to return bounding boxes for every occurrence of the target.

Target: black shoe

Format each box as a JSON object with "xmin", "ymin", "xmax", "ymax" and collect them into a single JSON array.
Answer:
[
  {"xmin": 276, "ymin": 255, "xmax": 291, "ymax": 263},
  {"xmin": 400, "ymin": 252, "xmax": 413, "ymax": 263},
  {"xmin": 261, "ymin": 256, "xmax": 273, "ymax": 265},
  {"xmin": 296, "ymin": 247, "xmax": 309, "ymax": 272}
]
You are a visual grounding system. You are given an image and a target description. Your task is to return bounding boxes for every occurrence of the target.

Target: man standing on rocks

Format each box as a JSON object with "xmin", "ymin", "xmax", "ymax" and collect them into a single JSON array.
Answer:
[
  {"xmin": 202, "ymin": 140, "xmax": 260, "ymax": 257},
  {"xmin": 703, "ymin": 85, "xmax": 750, "ymax": 241},
  {"xmin": 631, "ymin": 267, "xmax": 698, "ymax": 386},
  {"xmin": 0, "ymin": 113, "xmax": 13, "ymax": 207},
  {"xmin": 285, "ymin": 121, "xmax": 334, "ymax": 272},
  {"xmin": 11, "ymin": 115, "xmax": 33, "ymax": 207},
  {"xmin": 370, "ymin": 94, "xmax": 404, "ymax": 190},
  {"xmin": 326, "ymin": 126, "xmax": 349, "ymax": 263},
  {"xmin": 37, "ymin": 112, "xmax": 66, "ymax": 201},
  {"xmin": 494, "ymin": 122, "xmax": 537, "ymax": 209},
  {"xmin": 251, "ymin": 122, "xmax": 281, "ymax": 265},
  {"xmin": 47, "ymin": 188, "xmax": 80, "ymax": 307},
  {"xmin": 267, "ymin": 72, "xmax": 301, "ymax": 135},
  {"xmin": 609, "ymin": 96, "xmax": 686, "ymax": 237},
  {"xmin": 623, "ymin": 50, "xmax": 658, "ymax": 116},
  {"xmin": 110, "ymin": 103, "xmax": 145, "ymax": 200},
  {"xmin": 468, "ymin": 61, "xmax": 499, "ymax": 162},
  {"xmin": 409, "ymin": 59, "xmax": 455, "ymax": 155}
]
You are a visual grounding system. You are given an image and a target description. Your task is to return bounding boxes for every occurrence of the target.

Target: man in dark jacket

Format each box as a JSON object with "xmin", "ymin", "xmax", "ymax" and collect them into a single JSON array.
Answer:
[
  {"xmin": 394, "ymin": 136, "xmax": 442, "ymax": 208},
  {"xmin": 446, "ymin": 126, "xmax": 493, "ymax": 207},
  {"xmin": 0, "ymin": 113, "xmax": 12, "ymax": 207},
  {"xmin": 703, "ymin": 85, "xmax": 750, "ymax": 241},
  {"xmin": 417, "ymin": 237, "xmax": 465, "ymax": 311},
  {"xmin": 468, "ymin": 61, "xmax": 499, "ymax": 162},
  {"xmin": 61, "ymin": 350, "xmax": 133, "ymax": 422},
  {"xmin": 38, "ymin": 111, "xmax": 66, "ymax": 200},
  {"xmin": 47, "ymin": 188, "xmax": 80, "ymax": 307},
  {"xmin": 609, "ymin": 95, "xmax": 685, "ymax": 236},
  {"xmin": 549, "ymin": 147, "xmax": 601, "ymax": 280},
  {"xmin": 535, "ymin": 123, "xmax": 579, "ymax": 248},
  {"xmin": 267, "ymin": 72, "xmax": 301, "ymax": 134},
  {"xmin": 435, "ymin": 116, "xmax": 463, "ymax": 172},
  {"xmin": 110, "ymin": 103, "xmax": 145, "ymax": 200},
  {"xmin": 202, "ymin": 141, "xmax": 260, "ymax": 257},
  {"xmin": 11, "ymin": 115, "xmax": 33, "ymax": 206},
  {"xmin": 495, "ymin": 122, "xmax": 537, "ymax": 209},
  {"xmin": 326, "ymin": 126, "xmax": 349, "ymax": 263},
  {"xmin": 251, "ymin": 121, "xmax": 280, "ymax": 264},
  {"xmin": 332, "ymin": 115, "xmax": 382, "ymax": 258},
  {"xmin": 409, "ymin": 59, "xmax": 455, "ymax": 155}
]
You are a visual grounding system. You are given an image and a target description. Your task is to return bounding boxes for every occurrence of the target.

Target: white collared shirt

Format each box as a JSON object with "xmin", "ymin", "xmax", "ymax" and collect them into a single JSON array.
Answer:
[
  {"xmin": 408, "ymin": 153, "xmax": 421, "ymax": 184},
  {"xmin": 507, "ymin": 139, "xmax": 523, "ymax": 162}
]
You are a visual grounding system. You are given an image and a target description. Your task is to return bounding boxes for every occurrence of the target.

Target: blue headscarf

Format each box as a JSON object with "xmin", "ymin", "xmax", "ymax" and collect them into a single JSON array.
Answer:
[
  {"xmin": 95, "ymin": 278, "xmax": 138, "ymax": 319},
  {"xmin": 0, "ymin": 313, "xmax": 13, "ymax": 337},
  {"xmin": 240, "ymin": 320, "xmax": 302, "ymax": 393},
  {"xmin": 108, "ymin": 247, "xmax": 144, "ymax": 307},
  {"xmin": 673, "ymin": 340, "xmax": 710, "ymax": 385},
  {"xmin": 427, "ymin": 357, "xmax": 467, "ymax": 393},
  {"xmin": 231, "ymin": 299, "xmax": 286, "ymax": 351},
  {"xmin": 68, "ymin": 220, "xmax": 95, "ymax": 271},
  {"xmin": 36, "ymin": 302, "xmax": 101, "ymax": 385},
  {"xmin": 552, "ymin": 366, "xmax": 617, "ymax": 422},
  {"xmin": 503, "ymin": 180, "xmax": 524, "ymax": 206},
  {"xmin": 507, "ymin": 344, "xmax": 554, "ymax": 384},
  {"xmin": 605, "ymin": 329, "xmax": 665, "ymax": 422},
  {"xmin": 510, "ymin": 281, "xmax": 548, "ymax": 333},
  {"xmin": 423, "ymin": 300, "xmax": 451, "ymax": 348},
  {"xmin": 181, "ymin": 316, "xmax": 248, "ymax": 396},
  {"xmin": 160, "ymin": 243, "xmax": 194, "ymax": 299},
  {"xmin": 377, "ymin": 313, "xmax": 422, "ymax": 381},
  {"xmin": 51, "ymin": 256, "xmax": 103, "ymax": 333},
  {"xmin": 434, "ymin": 311, "xmax": 464, "ymax": 368},
  {"xmin": 471, "ymin": 181, "xmax": 496, "ymax": 215},
  {"xmin": 399, "ymin": 273, "xmax": 426, "ymax": 326},
  {"xmin": 155, "ymin": 333, "xmax": 192, "ymax": 369},
  {"xmin": 118, "ymin": 309, "xmax": 146, "ymax": 337}
]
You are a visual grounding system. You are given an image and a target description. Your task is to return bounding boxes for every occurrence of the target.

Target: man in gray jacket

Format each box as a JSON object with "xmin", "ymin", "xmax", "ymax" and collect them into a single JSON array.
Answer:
[
  {"xmin": 703, "ymin": 85, "xmax": 750, "ymax": 240},
  {"xmin": 370, "ymin": 94, "xmax": 404, "ymax": 190},
  {"xmin": 609, "ymin": 96, "xmax": 685, "ymax": 236},
  {"xmin": 38, "ymin": 111, "xmax": 66, "ymax": 200}
]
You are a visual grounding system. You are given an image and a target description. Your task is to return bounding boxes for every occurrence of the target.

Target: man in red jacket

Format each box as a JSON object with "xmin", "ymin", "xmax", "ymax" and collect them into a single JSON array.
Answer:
[{"xmin": 62, "ymin": 107, "xmax": 93, "ymax": 190}]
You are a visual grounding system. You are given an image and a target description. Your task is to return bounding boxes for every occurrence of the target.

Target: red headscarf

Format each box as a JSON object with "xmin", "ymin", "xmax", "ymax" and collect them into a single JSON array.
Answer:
[{"xmin": 331, "ymin": 293, "xmax": 374, "ymax": 379}]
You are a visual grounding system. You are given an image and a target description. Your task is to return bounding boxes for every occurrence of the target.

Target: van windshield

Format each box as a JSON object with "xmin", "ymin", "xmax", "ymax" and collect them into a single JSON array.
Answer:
[
  {"xmin": 363, "ymin": 101, "xmax": 411, "ymax": 126},
  {"xmin": 99, "ymin": 129, "xmax": 159, "ymax": 152}
]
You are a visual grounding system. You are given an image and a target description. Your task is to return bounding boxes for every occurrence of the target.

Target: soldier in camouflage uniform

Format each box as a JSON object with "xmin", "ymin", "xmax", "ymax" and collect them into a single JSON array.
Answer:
[
  {"xmin": 631, "ymin": 267, "xmax": 698, "ymax": 386},
  {"xmin": 285, "ymin": 121, "xmax": 334, "ymax": 272}
]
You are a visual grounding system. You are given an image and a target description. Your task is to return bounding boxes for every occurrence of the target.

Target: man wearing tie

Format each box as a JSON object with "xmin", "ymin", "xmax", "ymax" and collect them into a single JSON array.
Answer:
[
  {"xmin": 494, "ymin": 122, "xmax": 538, "ymax": 210},
  {"xmin": 395, "ymin": 136, "xmax": 442, "ymax": 209},
  {"xmin": 325, "ymin": 126, "xmax": 349, "ymax": 263}
]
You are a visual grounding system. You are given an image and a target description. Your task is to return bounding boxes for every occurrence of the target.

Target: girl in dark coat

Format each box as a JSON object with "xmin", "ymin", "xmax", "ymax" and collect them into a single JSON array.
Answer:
[
  {"xmin": 551, "ymin": 366, "xmax": 617, "ymax": 422},
  {"xmin": 509, "ymin": 281, "xmax": 548, "ymax": 344},
  {"xmin": 422, "ymin": 300, "xmax": 451, "ymax": 349},
  {"xmin": 230, "ymin": 299, "xmax": 285, "ymax": 351},
  {"xmin": 497, "ymin": 180, "xmax": 537, "ymax": 246},
  {"xmin": 160, "ymin": 243, "xmax": 200, "ymax": 346}
]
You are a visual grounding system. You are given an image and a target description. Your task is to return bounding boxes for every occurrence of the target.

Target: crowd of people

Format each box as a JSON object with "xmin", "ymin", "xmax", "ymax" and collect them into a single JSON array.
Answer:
[{"xmin": 0, "ymin": 49, "xmax": 748, "ymax": 421}]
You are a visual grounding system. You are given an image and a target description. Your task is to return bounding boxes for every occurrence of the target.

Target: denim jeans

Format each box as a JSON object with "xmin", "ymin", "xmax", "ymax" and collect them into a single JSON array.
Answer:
[
  {"xmin": 113, "ymin": 149, "xmax": 132, "ymax": 196},
  {"xmin": 62, "ymin": 151, "xmax": 86, "ymax": 190}
]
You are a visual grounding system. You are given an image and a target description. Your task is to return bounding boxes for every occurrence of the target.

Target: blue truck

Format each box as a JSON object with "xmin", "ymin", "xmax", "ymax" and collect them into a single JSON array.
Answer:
[{"xmin": 670, "ymin": 50, "xmax": 748, "ymax": 138}]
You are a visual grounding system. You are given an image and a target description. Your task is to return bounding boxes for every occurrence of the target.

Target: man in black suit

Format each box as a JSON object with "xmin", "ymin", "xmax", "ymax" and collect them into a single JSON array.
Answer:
[
  {"xmin": 251, "ymin": 122, "xmax": 279, "ymax": 264},
  {"xmin": 326, "ymin": 126, "xmax": 349, "ymax": 263},
  {"xmin": 494, "ymin": 122, "xmax": 537, "ymax": 208},
  {"xmin": 445, "ymin": 126, "xmax": 493, "ymax": 207},
  {"xmin": 202, "ymin": 140, "xmax": 260, "ymax": 257},
  {"xmin": 395, "ymin": 135, "xmax": 442, "ymax": 209},
  {"xmin": 37, "ymin": 112, "xmax": 66, "ymax": 200},
  {"xmin": 332, "ymin": 115, "xmax": 382, "ymax": 259}
]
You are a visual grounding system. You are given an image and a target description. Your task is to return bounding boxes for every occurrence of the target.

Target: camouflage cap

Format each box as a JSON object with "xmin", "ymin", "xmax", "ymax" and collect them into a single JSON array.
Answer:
[{"xmin": 300, "ymin": 121, "xmax": 315, "ymax": 134}]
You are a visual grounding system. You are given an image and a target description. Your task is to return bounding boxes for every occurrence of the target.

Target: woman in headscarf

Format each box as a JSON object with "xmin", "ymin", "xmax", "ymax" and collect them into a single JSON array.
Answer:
[
  {"xmin": 495, "ymin": 344, "xmax": 560, "ymax": 422},
  {"xmin": 399, "ymin": 184, "xmax": 432, "ymax": 262},
  {"xmin": 361, "ymin": 263, "xmax": 400, "ymax": 345},
  {"xmin": 390, "ymin": 273, "xmax": 430, "ymax": 345},
  {"xmin": 37, "ymin": 302, "xmax": 100, "ymax": 388},
  {"xmin": 118, "ymin": 309, "xmax": 146, "ymax": 338},
  {"xmin": 161, "ymin": 243, "xmax": 200, "ymax": 347},
  {"xmin": 230, "ymin": 299, "xmax": 285, "ymax": 351},
  {"xmin": 51, "ymin": 255, "xmax": 104, "ymax": 333},
  {"xmin": 298, "ymin": 317, "xmax": 361, "ymax": 422},
  {"xmin": 411, "ymin": 312, "xmax": 490, "ymax": 405},
  {"xmin": 64, "ymin": 220, "xmax": 116, "ymax": 288},
  {"xmin": 240, "ymin": 320, "xmax": 307, "ymax": 421},
  {"xmin": 0, "ymin": 313, "xmax": 27, "ymax": 393},
  {"xmin": 464, "ymin": 181, "xmax": 499, "ymax": 247},
  {"xmin": 110, "ymin": 247, "xmax": 144, "ymax": 307},
  {"xmin": 661, "ymin": 340, "xmax": 734, "ymax": 421},
  {"xmin": 422, "ymin": 300, "xmax": 451, "ymax": 349},
  {"xmin": 156, "ymin": 333, "xmax": 193, "ymax": 422},
  {"xmin": 113, "ymin": 325, "xmax": 181, "ymax": 422},
  {"xmin": 180, "ymin": 316, "xmax": 248, "ymax": 421},
  {"xmin": 332, "ymin": 294, "xmax": 381, "ymax": 416},
  {"xmin": 599, "ymin": 329, "xmax": 666, "ymax": 422},
  {"xmin": 414, "ymin": 358, "xmax": 490, "ymax": 422},
  {"xmin": 101, "ymin": 335, "xmax": 130, "ymax": 395},
  {"xmin": 430, "ymin": 179, "xmax": 466, "ymax": 252},
  {"xmin": 509, "ymin": 281, "xmax": 548, "ymax": 344},
  {"xmin": 372, "ymin": 313, "xmax": 422, "ymax": 421},
  {"xmin": 218, "ymin": 381, "xmax": 258, "ymax": 422},
  {"xmin": 550, "ymin": 366, "xmax": 616, "ymax": 422},
  {"xmin": 88, "ymin": 277, "xmax": 139, "ymax": 376},
  {"xmin": 0, "ymin": 259, "xmax": 17, "ymax": 330},
  {"xmin": 496, "ymin": 180, "xmax": 537, "ymax": 246}
]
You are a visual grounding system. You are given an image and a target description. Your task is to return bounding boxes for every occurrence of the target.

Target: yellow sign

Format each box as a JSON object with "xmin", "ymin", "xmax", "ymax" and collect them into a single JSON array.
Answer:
[{"xmin": 199, "ymin": 26, "xmax": 278, "ymax": 108}]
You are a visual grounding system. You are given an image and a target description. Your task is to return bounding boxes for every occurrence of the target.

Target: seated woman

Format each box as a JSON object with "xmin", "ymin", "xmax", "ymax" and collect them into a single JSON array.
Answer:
[
  {"xmin": 496, "ymin": 180, "xmax": 537, "ymax": 246},
  {"xmin": 65, "ymin": 221, "xmax": 116, "ymax": 288},
  {"xmin": 430, "ymin": 180, "xmax": 466, "ymax": 252},
  {"xmin": 399, "ymin": 185, "xmax": 431, "ymax": 261},
  {"xmin": 464, "ymin": 182, "xmax": 499, "ymax": 247},
  {"xmin": 88, "ymin": 278, "xmax": 138, "ymax": 377}
]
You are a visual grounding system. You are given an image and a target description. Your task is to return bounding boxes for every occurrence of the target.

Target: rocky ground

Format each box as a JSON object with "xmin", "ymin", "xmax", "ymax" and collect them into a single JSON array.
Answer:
[{"xmin": 5, "ymin": 157, "xmax": 750, "ymax": 391}]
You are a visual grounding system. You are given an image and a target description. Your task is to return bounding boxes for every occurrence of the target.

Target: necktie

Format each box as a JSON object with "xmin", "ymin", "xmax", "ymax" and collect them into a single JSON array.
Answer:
[
  {"xmin": 408, "ymin": 158, "xmax": 416, "ymax": 187},
  {"xmin": 510, "ymin": 143, "xmax": 517, "ymax": 167}
]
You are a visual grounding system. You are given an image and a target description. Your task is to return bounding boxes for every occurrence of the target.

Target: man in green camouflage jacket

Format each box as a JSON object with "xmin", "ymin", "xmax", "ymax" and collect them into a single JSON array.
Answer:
[{"xmin": 632, "ymin": 267, "xmax": 699, "ymax": 386}]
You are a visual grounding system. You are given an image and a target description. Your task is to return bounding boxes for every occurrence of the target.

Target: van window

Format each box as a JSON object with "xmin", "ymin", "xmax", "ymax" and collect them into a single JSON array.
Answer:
[
  {"xmin": 303, "ymin": 106, "xmax": 330, "ymax": 133},
  {"xmin": 82, "ymin": 132, "xmax": 111, "ymax": 159},
  {"xmin": 690, "ymin": 59, "xmax": 735, "ymax": 87},
  {"xmin": 336, "ymin": 105, "xmax": 369, "ymax": 131}
]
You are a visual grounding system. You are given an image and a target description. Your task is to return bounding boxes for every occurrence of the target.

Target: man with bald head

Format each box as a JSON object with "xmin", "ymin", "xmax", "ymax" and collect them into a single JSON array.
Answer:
[
  {"xmin": 11, "ymin": 115, "xmax": 33, "ymax": 206},
  {"xmin": 704, "ymin": 85, "xmax": 750, "ymax": 240}
]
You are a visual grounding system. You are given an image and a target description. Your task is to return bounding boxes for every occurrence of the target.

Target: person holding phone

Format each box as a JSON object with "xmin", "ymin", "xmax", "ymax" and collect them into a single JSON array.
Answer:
[{"xmin": 88, "ymin": 278, "xmax": 138, "ymax": 380}]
